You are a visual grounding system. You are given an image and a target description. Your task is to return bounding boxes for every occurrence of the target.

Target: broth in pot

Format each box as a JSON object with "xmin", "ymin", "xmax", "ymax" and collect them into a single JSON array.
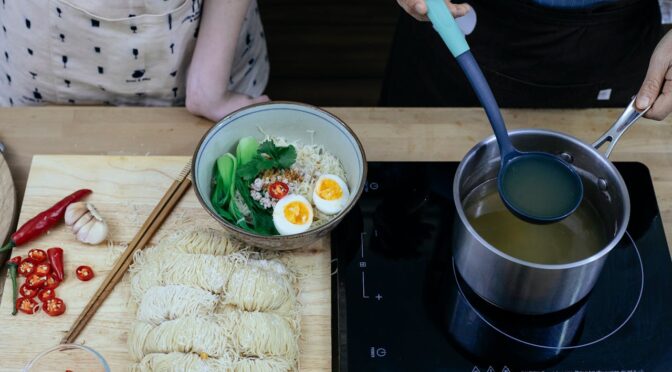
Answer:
[{"xmin": 464, "ymin": 179, "xmax": 608, "ymax": 265}]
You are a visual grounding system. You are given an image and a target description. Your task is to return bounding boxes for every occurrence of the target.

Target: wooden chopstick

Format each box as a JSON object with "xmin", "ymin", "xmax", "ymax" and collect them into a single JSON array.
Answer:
[{"xmin": 61, "ymin": 161, "xmax": 192, "ymax": 344}]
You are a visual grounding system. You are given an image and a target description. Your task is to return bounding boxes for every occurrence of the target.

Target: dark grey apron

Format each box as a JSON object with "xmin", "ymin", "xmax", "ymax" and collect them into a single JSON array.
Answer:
[{"xmin": 380, "ymin": 0, "xmax": 662, "ymax": 108}]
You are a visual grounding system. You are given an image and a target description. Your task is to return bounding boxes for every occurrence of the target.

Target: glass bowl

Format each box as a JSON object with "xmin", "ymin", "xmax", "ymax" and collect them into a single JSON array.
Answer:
[{"xmin": 23, "ymin": 343, "xmax": 110, "ymax": 372}]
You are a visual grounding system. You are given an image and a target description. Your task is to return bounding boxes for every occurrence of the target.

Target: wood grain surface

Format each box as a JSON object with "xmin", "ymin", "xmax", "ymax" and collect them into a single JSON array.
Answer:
[
  {"xmin": 0, "ymin": 155, "xmax": 330, "ymax": 371},
  {"xmin": 1, "ymin": 106, "xmax": 671, "ymax": 250}
]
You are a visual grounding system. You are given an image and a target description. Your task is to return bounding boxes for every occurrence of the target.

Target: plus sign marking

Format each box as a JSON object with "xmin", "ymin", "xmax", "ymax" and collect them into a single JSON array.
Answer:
[{"xmin": 375, "ymin": 293, "xmax": 383, "ymax": 301}]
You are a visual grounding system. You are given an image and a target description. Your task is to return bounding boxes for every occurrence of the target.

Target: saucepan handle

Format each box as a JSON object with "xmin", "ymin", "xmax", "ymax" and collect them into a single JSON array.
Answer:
[{"xmin": 592, "ymin": 97, "xmax": 650, "ymax": 158}]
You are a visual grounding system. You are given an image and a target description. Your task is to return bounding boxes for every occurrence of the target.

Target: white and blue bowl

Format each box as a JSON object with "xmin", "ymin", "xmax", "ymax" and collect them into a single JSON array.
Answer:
[{"xmin": 192, "ymin": 102, "xmax": 367, "ymax": 250}]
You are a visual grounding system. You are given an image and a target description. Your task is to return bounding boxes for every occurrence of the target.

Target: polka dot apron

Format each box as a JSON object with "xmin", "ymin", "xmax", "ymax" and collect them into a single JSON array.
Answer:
[{"xmin": 0, "ymin": 0, "xmax": 268, "ymax": 107}]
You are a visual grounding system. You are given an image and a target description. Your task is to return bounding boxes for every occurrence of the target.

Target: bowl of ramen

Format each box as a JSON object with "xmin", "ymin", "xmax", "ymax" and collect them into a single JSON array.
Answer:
[
  {"xmin": 453, "ymin": 128, "xmax": 629, "ymax": 315},
  {"xmin": 192, "ymin": 102, "xmax": 367, "ymax": 250}
]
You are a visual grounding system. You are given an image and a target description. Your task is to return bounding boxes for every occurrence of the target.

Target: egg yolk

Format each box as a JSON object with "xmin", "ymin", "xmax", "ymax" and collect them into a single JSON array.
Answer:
[
  {"xmin": 317, "ymin": 179, "xmax": 343, "ymax": 201},
  {"xmin": 284, "ymin": 201, "xmax": 311, "ymax": 225}
]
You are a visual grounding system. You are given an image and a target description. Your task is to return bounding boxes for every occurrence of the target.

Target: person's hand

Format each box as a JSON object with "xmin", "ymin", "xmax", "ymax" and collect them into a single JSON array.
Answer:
[
  {"xmin": 636, "ymin": 31, "xmax": 672, "ymax": 120},
  {"xmin": 397, "ymin": 0, "xmax": 471, "ymax": 21},
  {"xmin": 186, "ymin": 91, "xmax": 270, "ymax": 122}
]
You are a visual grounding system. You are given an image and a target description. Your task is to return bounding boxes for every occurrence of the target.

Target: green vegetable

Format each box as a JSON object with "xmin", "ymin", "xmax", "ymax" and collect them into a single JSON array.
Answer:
[
  {"xmin": 217, "ymin": 153, "xmax": 237, "ymax": 195},
  {"xmin": 236, "ymin": 137, "xmax": 259, "ymax": 166},
  {"xmin": 237, "ymin": 140, "xmax": 297, "ymax": 181},
  {"xmin": 211, "ymin": 154, "xmax": 237, "ymax": 220},
  {"xmin": 211, "ymin": 172, "xmax": 232, "ymax": 220},
  {"xmin": 211, "ymin": 139, "xmax": 293, "ymax": 236},
  {"xmin": 7, "ymin": 262, "xmax": 17, "ymax": 316},
  {"xmin": 258, "ymin": 140, "xmax": 296, "ymax": 169},
  {"xmin": 234, "ymin": 177, "xmax": 277, "ymax": 236},
  {"xmin": 229, "ymin": 191, "xmax": 249, "ymax": 229}
]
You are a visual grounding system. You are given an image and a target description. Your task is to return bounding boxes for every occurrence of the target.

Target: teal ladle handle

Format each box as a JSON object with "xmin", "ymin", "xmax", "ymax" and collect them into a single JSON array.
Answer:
[
  {"xmin": 426, "ymin": 0, "xmax": 470, "ymax": 57},
  {"xmin": 426, "ymin": 0, "xmax": 516, "ymax": 159}
]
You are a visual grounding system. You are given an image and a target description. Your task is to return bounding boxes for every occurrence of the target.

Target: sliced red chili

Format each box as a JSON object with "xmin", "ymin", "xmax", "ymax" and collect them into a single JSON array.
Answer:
[
  {"xmin": 16, "ymin": 297, "xmax": 39, "ymax": 314},
  {"xmin": 76, "ymin": 266, "xmax": 94, "ymax": 281},
  {"xmin": 26, "ymin": 273, "xmax": 47, "ymax": 288},
  {"xmin": 47, "ymin": 247, "xmax": 65, "ymax": 281},
  {"xmin": 43, "ymin": 274, "xmax": 61, "ymax": 290},
  {"xmin": 18, "ymin": 258, "xmax": 37, "ymax": 277},
  {"xmin": 37, "ymin": 288, "xmax": 56, "ymax": 302},
  {"xmin": 35, "ymin": 262, "xmax": 51, "ymax": 276},
  {"xmin": 268, "ymin": 181, "xmax": 289, "ymax": 200},
  {"xmin": 43, "ymin": 297, "xmax": 66, "ymax": 316},
  {"xmin": 19, "ymin": 283, "xmax": 39, "ymax": 298},
  {"xmin": 28, "ymin": 249, "xmax": 47, "ymax": 263},
  {"xmin": 9, "ymin": 256, "xmax": 22, "ymax": 266}
]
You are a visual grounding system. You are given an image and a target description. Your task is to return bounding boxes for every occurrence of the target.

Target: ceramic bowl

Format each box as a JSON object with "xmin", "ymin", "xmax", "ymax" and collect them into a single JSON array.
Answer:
[
  {"xmin": 23, "ymin": 344, "xmax": 110, "ymax": 372},
  {"xmin": 192, "ymin": 102, "xmax": 367, "ymax": 250}
]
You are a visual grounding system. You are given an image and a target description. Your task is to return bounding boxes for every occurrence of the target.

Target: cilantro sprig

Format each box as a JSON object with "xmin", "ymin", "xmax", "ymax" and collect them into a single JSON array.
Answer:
[{"xmin": 237, "ymin": 140, "xmax": 297, "ymax": 180}]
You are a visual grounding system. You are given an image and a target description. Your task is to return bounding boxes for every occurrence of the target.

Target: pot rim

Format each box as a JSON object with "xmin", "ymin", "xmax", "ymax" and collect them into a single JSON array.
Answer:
[{"xmin": 453, "ymin": 128, "xmax": 631, "ymax": 270}]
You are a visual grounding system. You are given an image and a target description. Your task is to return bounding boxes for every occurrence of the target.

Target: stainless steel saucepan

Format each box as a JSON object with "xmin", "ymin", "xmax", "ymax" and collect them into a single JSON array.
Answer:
[{"xmin": 453, "ymin": 98, "xmax": 648, "ymax": 314}]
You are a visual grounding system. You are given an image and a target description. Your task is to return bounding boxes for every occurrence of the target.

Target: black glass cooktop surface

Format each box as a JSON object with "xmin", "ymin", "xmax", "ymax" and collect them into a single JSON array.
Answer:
[{"xmin": 333, "ymin": 162, "xmax": 672, "ymax": 372}]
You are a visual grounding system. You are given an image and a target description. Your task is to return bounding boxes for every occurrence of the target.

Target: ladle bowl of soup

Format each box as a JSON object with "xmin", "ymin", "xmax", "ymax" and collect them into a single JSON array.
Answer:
[{"xmin": 453, "ymin": 129, "xmax": 629, "ymax": 315}]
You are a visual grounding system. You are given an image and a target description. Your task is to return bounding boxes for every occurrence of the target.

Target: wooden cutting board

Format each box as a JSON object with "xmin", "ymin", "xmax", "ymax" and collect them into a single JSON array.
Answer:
[{"xmin": 0, "ymin": 155, "xmax": 331, "ymax": 371}]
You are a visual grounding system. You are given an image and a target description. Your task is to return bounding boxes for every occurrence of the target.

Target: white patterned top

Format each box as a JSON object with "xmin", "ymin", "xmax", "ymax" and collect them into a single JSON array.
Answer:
[{"xmin": 0, "ymin": 0, "xmax": 268, "ymax": 107}]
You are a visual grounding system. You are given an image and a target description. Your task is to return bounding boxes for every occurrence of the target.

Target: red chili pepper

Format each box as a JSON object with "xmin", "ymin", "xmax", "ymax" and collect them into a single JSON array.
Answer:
[
  {"xmin": 16, "ymin": 297, "xmax": 39, "ymax": 315},
  {"xmin": 26, "ymin": 273, "xmax": 47, "ymax": 289},
  {"xmin": 47, "ymin": 247, "xmax": 65, "ymax": 281},
  {"xmin": 43, "ymin": 297, "xmax": 66, "ymax": 316},
  {"xmin": 19, "ymin": 283, "xmax": 39, "ymax": 298},
  {"xmin": 28, "ymin": 249, "xmax": 47, "ymax": 263},
  {"xmin": 37, "ymin": 288, "xmax": 56, "ymax": 302},
  {"xmin": 43, "ymin": 274, "xmax": 61, "ymax": 290},
  {"xmin": 9, "ymin": 256, "xmax": 22, "ymax": 266},
  {"xmin": 35, "ymin": 262, "xmax": 51, "ymax": 276},
  {"xmin": 0, "ymin": 189, "xmax": 91, "ymax": 252},
  {"xmin": 18, "ymin": 258, "xmax": 37, "ymax": 277},
  {"xmin": 75, "ymin": 266, "xmax": 94, "ymax": 281},
  {"xmin": 268, "ymin": 181, "xmax": 290, "ymax": 200}
]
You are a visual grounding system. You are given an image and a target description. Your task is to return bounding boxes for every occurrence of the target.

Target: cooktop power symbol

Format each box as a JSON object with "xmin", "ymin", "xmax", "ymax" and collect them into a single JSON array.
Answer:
[{"xmin": 370, "ymin": 346, "xmax": 387, "ymax": 358}]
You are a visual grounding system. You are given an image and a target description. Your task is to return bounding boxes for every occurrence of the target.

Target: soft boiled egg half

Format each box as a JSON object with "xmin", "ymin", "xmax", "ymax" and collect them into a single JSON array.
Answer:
[
  {"xmin": 313, "ymin": 174, "xmax": 350, "ymax": 215},
  {"xmin": 273, "ymin": 194, "xmax": 314, "ymax": 235}
]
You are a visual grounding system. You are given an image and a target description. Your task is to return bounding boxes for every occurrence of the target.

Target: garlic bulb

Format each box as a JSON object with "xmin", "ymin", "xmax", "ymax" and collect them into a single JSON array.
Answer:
[{"xmin": 65, "ymin": 202, "xmax": 108, "ymax": 245}]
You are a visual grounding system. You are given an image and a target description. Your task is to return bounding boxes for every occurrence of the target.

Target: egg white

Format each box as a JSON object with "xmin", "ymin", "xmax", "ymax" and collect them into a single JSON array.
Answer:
[
  {"xmin": 312, "ymin": 174, "xmax": 350, "ymax": 215},
  {"xmin": 273, "ymin": 194, "xmax": 314, "ymax": 235}
]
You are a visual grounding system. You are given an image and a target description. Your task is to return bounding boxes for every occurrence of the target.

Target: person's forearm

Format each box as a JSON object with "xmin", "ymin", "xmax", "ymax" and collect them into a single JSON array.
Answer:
[{"xmin": 186, "ymin": 0, "xmax": 252, "ymax": 111}]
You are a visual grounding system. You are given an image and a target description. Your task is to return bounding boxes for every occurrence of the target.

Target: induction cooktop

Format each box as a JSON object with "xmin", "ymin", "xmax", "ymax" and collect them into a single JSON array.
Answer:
[{"xmin": 332, "ymin": 162, "xmax": 672, "ymax": 372}]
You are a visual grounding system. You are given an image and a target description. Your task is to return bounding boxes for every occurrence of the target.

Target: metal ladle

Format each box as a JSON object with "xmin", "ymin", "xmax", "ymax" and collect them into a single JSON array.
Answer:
[{"xmin": 427, "ymin": 0, "xmax": 583, "ymax": 223}]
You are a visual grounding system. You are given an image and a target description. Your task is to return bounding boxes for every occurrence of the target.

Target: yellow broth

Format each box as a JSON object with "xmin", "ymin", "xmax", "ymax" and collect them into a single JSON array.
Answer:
[{"xmin": 464, "ymin": 180, "xmax": 608, "ymax": 265}]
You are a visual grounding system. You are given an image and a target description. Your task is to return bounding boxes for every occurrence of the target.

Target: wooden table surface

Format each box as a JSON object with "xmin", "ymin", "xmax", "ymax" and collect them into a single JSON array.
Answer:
[{"xmin": 2, "ymin": 106, "xmax": 671, "ymax": 250}]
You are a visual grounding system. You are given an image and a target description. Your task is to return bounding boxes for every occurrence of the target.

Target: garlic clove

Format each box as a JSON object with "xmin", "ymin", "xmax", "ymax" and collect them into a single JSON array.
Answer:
[
  {"xmin": 76, "ymin": 219, "xmax": 95, "ymax": 243},
  {"xmin": 65, "ymin": 202, "xmax": 88, "ymax": 226},
  {"xmin": 86, "ymin": 202, "xmax": 104, "ymax": 221},
  {"xmin": 67, "ymin": 201, "xmax": 109, "ymax": 245},
  {"xmin": 81, "ymin": 220, "xmax": 108, "ymax": 245},
  {"xmin": 72, "ymin": 212, "xmax": 93, "ymax": 234}
]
